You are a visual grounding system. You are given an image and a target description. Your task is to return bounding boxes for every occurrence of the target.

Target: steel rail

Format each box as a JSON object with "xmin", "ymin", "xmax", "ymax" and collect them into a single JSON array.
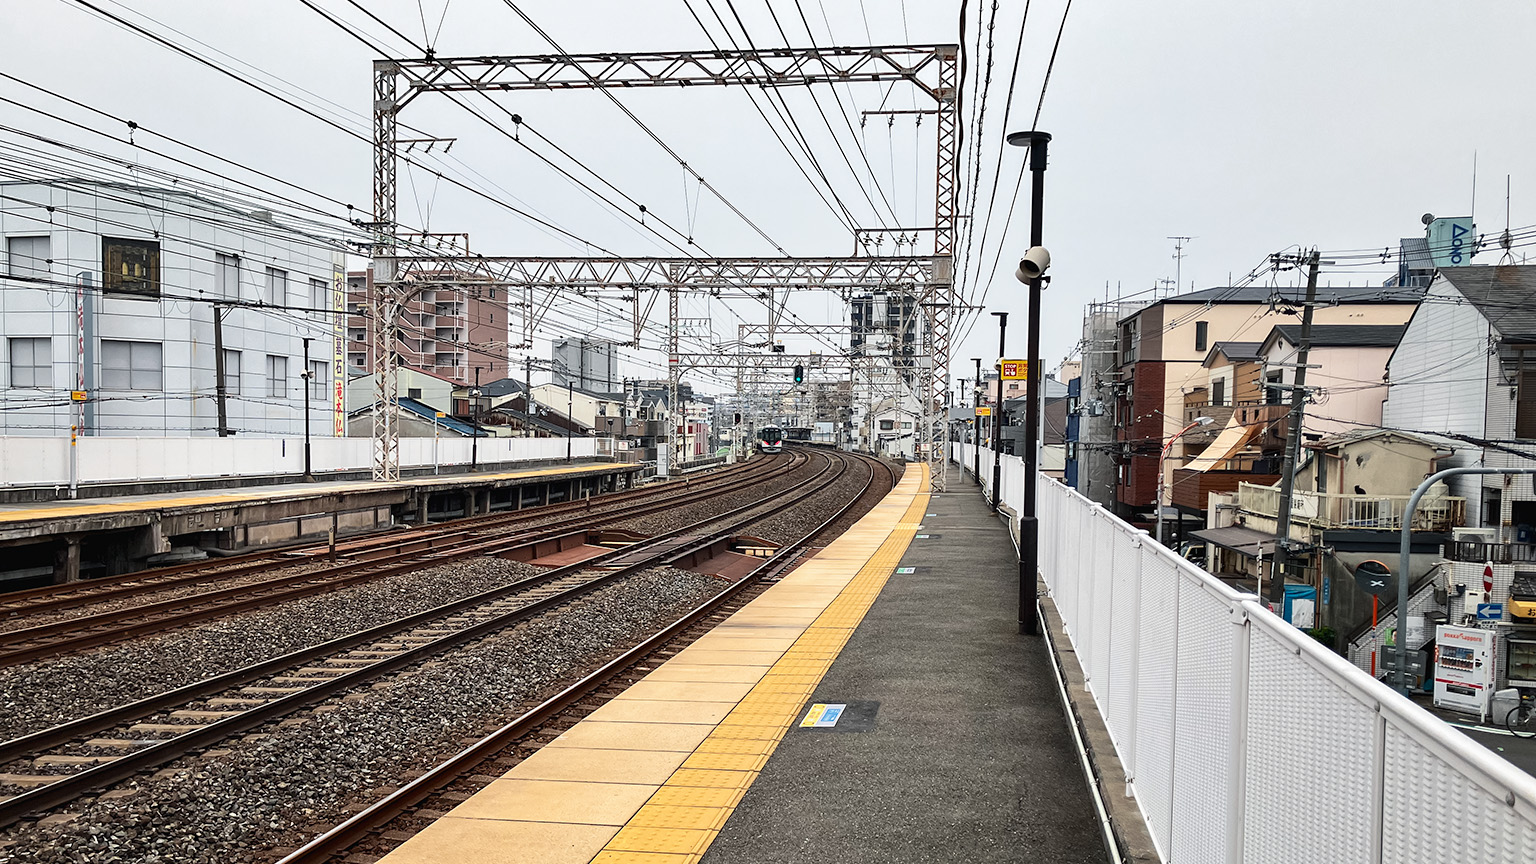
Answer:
[{"xmin": 0, "ymin": 455, "xmax": 807, "ymax": 666}]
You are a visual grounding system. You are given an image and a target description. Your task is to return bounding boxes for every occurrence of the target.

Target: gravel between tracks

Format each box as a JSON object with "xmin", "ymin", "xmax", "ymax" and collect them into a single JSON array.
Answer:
[
  {"xmin": 0, "ymin": 567, "xmax": 725, "ymax": 864},
  {"xmin": 607, "ymin": 454, "xmax": 820, "ymax": 535},
  {"xmin": 0, "ymin": 558, "xmax": 543, "ymax": 743},
  {"xmin": 741, "ymin": 456, "xmax": 888, "ymax": 546},
  {"xmin": 0, "ymin": 563, "xmax": 327, "ymax": 635}
]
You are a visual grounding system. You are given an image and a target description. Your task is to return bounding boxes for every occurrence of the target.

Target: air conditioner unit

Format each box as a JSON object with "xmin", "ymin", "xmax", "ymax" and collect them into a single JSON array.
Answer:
[{"xmin": 1453, "ymin": 527, "xmax": 1497, "ymax": 543}]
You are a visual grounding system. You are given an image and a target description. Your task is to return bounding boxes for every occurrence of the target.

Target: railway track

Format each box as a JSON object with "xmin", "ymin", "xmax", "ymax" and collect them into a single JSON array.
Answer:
[
  {"xmin": 0, "ymin": 453, "xmax": 784, "ymax": 621},
  {"xmin": 0, "ymin": 448, "xmax": 879, "ymax": 832},
  {"xmin": 0, "ymin": 453, "xmax": 808, "ymax": 667},
  {"xmin": 275, "ymin": 450, "xmax": 896, "ymax": 863}
]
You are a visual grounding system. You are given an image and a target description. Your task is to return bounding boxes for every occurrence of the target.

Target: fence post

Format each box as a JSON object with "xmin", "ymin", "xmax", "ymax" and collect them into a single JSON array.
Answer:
[
  {"xmin": 1224, "ymin": 597, "xmax": 1257, "ymax": 863},
  {"xmin": 1370, "ymin": 707, "xmax": 1386, "ymax": 864},
  {"xmin": 1124, "ymin": 530, "xmax": 1149, "ymax": 796}
]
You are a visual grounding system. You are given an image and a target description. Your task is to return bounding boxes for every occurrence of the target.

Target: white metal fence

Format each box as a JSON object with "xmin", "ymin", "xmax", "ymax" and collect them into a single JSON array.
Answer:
[
  {"xmin": 0, "ymin": 436, "xmax": 610, "ymax": 488},
  {"xmin": 953, "ymin": 442, "xmax": 1536, "ymax": 863}
]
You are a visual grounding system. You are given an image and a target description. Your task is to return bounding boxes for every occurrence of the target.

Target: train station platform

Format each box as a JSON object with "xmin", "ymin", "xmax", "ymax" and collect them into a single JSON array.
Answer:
[
  {"xmin": 0, "ymin": 460, "xmax": 640, "ymax": 584},
  {"xmin": 381, "ymin": 464, "xmax": 1111, "ymax": 864}
]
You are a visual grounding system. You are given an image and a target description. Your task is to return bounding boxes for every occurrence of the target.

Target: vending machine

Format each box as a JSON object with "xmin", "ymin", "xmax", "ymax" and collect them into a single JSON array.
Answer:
[{"xmin": 1434, "ymin": 625, "xmax": 1497, "ymax": 718}]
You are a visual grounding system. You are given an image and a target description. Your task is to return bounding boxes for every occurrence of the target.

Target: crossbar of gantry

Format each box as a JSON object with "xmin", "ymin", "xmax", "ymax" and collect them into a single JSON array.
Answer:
[{"xmin": 373, "ymin": 44, "xmax": 958, "ymax": 487}]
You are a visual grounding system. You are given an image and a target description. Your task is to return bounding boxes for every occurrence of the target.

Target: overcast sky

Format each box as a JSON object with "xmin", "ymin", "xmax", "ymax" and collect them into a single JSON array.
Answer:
[{"xmin": 4, "ymin": 0, "xmax": 1534, "ymax": 393}]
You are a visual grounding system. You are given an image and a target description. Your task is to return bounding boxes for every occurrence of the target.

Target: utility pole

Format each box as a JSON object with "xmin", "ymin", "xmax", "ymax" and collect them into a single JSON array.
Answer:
[
  {"xmin": 989, "ymin": 312, "xmax": 1008, "ymax": 510},
  {"xmin": 212, "ymin": 303, "xmax": 230, "ymax": 437},
  {"xmin": 566, "ymin": 377, "xmax": 574, "ymax": 463},
  {"xmin": 1270, "ymin": 249, "xmax": 1321, "ymax": 607},
  {"xmin": 524, "ymin": 356, "xmax": 534, "ymax": 438}
]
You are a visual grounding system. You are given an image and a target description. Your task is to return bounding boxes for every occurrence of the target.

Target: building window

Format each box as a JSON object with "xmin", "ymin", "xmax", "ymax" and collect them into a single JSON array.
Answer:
[
  {"xmin": 308, "ymin": 360, "xmax": 328, "ymax": 400},
  {"xmin": 215, "ymin": 253, "xmax": 240, "ymax": 300},
  {"xmin": 1120, "ymin": 319, "xmax": 1139, "ymax": 365},
  {"xmin": 407, "ymin": 386, "xmax": 422, "ymax": 400},
  {"xmin": 264, "ymin": 267, "xmax": 287, "ymax": 306},
  {"xmin": 266, "ymin": 355, "xmax": 288, "ymax": 398},
  {"xmin": 879, "ymin": 419, "xmax": 895, "ymax": 431},
  {"xmin": 309, "ymin": 278, "xmax": 328, "ymax": 315},
  {"xmin": 1484, "ymin": 489, "xmax": 1504, "ymax": 527},
  {"xmin": 349, "ymin": 327, "xmax": 366, "ymax": 343},
  {"xmin": 1265, "ymin": 371, "xmax": 1283, "ymax": 406},
  {"xmin": 1195, "ymin": 320, "xmax": 1209, "ymax": 353},
  {"xmin": 902, "ymin": 421, "xmax": 913, "ymax": 429},
  {"xmin": 101, "ymin": 340, "xmax": 163, "ymax": 390},
  {"xmin": 8, "ymin": 337, "xmax": 51, "ymax": 388},
  {"xmin": 222, "ymin": 349, "xmax": 241, "ymax": 395},
  {"xmin": 102, "ymin": 237, "xmax": 160, "ymax": 298},
  {"xmin": 1211, "ymin": 378, "xmax": 1226, "ymax": 407},
  {"xmin": 6, "ymin": 235, "xmax": 51, "ymax": 280}
]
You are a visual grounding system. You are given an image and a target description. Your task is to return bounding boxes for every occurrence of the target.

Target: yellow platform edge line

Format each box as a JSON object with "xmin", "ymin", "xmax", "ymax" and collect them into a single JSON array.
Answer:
[{"xmin": 593, "ymin": 463, "xmax": 931, "ymax": 863}]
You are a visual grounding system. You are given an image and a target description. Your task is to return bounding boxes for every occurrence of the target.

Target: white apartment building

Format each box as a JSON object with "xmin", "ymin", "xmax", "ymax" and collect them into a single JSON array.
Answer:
[{"xmin": 0, "ymin": 180, "xmax": 344, "ymax": 438}]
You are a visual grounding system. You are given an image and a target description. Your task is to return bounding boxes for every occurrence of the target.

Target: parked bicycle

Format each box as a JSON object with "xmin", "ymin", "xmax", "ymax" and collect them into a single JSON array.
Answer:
[{"xmin": 1505, "ymin": 690, "xmax": 1536, "ymax": 738}]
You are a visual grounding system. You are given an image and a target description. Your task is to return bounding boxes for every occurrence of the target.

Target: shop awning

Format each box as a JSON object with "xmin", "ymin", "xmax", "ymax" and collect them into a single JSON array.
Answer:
[
  {"xmin": 1189, "ymin": 526, "xmax": 1276, "ymax": 558},
  {"xmin": 1182, "ymin": 418, "xmax": 1263, "ymax": 472}
]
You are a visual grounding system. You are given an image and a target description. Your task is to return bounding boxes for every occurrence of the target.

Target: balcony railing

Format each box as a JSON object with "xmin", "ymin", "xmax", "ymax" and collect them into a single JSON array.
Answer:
[
  {"xmin": 1447, "ymin": 541, "xmax": 1536, "ymax": 564},
  {"xmin": 1237, "ymin": 481, "xmax": 1466, "ymax": 531}
]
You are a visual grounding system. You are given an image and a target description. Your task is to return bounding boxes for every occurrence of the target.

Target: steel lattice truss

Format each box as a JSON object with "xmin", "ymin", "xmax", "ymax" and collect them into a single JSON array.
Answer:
[
  {"xmin": 372, "ymin": 44, "xmax": 959, "ymax": 487},
  {"xmin": 390, "ymin": 46, "xmax": 949, "ymax": 103}
]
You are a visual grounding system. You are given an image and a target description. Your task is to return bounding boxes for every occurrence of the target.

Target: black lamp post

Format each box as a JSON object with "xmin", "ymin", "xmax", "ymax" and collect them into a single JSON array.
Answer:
[
  {"xmin": 971, "ymin": 357, "xmax": 983, "ymax": 483},
  {"xmin": 1005, "ymin": 128, "xmax": 1052, "ymax": 636},
  {"xmin": 300, "ymin": 337, "xmax": 314, "ymax": 481},
  {"xmin": 470, "ymin": 366, "xmax": 482, "ymax": 471}
]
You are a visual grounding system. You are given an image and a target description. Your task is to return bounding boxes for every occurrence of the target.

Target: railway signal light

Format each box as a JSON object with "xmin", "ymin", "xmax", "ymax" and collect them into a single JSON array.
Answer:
[
  {"xmin": 793, "ymin": 364, "xmax": 804, "ymax": 383},
  {"xmin": 733, "ymin": 412, "xmax": 742, "ymax": 425}
]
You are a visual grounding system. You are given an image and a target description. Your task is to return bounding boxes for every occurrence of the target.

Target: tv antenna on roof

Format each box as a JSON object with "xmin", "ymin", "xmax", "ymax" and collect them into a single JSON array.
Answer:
[{"xmin": 1168, "ymin": 236, "xmax": 1194, "ymax": 292}]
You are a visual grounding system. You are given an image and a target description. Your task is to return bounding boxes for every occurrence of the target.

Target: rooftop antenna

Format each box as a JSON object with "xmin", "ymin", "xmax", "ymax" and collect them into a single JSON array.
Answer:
[
  {"xmin": 1471, "ymin": 151, "xmax": 1478, "ymax": 228},
  {"xmin": 1500, "ymin": 174, "xmax": 1515, "ymax": 264},
  {"xmin": 1168, "ymin": 236, "xmax": 1193, "ymax": 292}
]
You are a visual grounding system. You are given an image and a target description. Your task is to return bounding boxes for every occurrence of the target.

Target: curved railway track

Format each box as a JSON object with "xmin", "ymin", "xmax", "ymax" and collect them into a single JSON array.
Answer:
[
  {"xmin": 0, "ymin": 448, "xmax": 892, "ymax": 833},
  {"xmin": 0, "ymin": 453, "xmax": 809, "ymax": 667}
]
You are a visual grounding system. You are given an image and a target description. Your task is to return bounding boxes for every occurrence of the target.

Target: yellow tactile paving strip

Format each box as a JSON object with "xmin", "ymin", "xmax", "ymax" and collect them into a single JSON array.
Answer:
[
  {"xmin": 378, "ymin": 463, "xmax": 930, "ymax": 864},
  {"xmin": 0, "ymin": 462, "xmax": 627, "ymax": 524}
]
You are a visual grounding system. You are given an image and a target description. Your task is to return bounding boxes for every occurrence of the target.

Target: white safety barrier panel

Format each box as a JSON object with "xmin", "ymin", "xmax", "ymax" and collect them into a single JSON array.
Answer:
[
  {"xmin": 953, "ymin": 443, "xmax": 1536, "ymax": 863},
  {"xmin": 0, "ymin": 436, "xmax": 609, "ymax": 488}
]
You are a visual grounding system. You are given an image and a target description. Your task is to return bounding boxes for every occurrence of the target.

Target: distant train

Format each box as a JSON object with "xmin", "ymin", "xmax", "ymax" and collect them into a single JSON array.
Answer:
[{"xmin": 757, "ymin": 426, "xmax": 784, "ymax": 454}]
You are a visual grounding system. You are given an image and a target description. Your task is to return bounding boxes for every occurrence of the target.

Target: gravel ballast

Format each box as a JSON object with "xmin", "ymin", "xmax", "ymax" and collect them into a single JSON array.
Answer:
[
  {"xmin": 0, "ymin": 566, "xmax": 726, "ymax": 864},
  {"xmin": 0, "ymin": 558, "xmax": 542, "ymax": 742}
]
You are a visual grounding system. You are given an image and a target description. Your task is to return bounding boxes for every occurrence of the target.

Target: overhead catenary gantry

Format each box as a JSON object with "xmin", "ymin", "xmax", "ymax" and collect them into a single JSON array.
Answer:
[{"xmin": 371, "ymin": 43, "xmax": 959, "ymax": 487}]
